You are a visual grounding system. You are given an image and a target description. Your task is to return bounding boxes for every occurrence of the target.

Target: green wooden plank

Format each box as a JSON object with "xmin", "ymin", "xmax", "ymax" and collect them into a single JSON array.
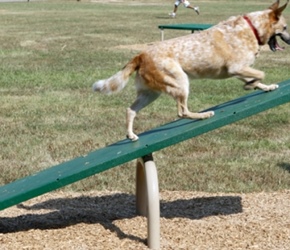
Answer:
[
  {"xmin": 0, "ymin": 79, "xmax": 290, "ymax": 210},
  {"xmin": 158, "ymin": 23, "xmax": 212, "ymax": 30}
]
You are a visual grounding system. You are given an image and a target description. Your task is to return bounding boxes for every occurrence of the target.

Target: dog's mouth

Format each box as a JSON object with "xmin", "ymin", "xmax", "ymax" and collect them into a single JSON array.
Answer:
[
  {"xmin": 268, "ymin": 31, "xmax": 290, "ymax": 51},
  {"xmin": 268, "ymin": 35, "xmax": 285, "ymax": 51}
]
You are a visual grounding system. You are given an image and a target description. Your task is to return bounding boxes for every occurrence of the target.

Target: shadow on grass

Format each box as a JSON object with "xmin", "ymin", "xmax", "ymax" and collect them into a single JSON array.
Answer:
[
  {"xmin": 278, "ymin": 162, "xmax": 290, "ymax": 173},
  {"xmin": 0, "ymin": 193, "xmax": 242, "ymax": 244}
]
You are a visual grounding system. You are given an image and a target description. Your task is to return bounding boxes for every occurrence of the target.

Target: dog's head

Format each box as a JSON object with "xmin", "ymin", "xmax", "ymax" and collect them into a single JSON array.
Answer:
[{"xmin": 268, "ymin": 0, "xmax": 290, "ymax": 51}]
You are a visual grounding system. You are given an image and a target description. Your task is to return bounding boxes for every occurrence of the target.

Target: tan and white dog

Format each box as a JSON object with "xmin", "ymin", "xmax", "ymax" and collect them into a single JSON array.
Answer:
[{"xmin": 93, "ymin": 0, "xmax": 290, "ymax": 141}]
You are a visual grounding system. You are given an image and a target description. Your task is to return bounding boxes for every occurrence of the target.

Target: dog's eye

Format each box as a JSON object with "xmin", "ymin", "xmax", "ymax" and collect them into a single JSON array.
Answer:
[{"xmin": 283, "ymin": 26, "xmax": 287, "ymax": 31}]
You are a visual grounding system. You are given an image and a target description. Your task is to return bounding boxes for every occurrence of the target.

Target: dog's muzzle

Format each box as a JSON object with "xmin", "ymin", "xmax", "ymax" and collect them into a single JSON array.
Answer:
[{"xmin": 268, "ymin": 33, "xmax": 290, "ymax": 51}]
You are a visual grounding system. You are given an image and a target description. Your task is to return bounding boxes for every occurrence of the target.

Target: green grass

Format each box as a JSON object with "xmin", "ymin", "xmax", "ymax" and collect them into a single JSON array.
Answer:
[{"xmin": 0, "ymin": 0, "xmax": 290, "ymax": 193}]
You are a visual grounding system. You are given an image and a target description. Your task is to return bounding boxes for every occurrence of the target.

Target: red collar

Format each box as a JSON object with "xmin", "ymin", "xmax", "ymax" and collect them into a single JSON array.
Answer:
[{"xmin": 243, "ymin": 16, "xmax": 263, "ymax": 45}]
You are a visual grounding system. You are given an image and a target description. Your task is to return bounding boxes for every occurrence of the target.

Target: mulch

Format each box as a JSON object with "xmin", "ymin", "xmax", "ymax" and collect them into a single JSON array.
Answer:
[{"xmin": 1, "ymin": 190, "xmax": 290, "ymax": 249}]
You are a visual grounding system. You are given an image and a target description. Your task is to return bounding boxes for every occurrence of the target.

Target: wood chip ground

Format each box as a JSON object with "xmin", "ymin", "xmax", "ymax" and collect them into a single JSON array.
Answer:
[{"xmin": 1, "ymin": 190, "xmax": 290, "ymax": 249}]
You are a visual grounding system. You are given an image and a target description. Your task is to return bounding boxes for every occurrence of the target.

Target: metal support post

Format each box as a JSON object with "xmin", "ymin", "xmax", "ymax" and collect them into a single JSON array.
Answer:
[
  {"xmin": 136, "ymin": 154, "xmax": 160, "ymax": 250},
  {"xmin": 160, "ymin": 29, "xmax": 164, "ymax": 41}
]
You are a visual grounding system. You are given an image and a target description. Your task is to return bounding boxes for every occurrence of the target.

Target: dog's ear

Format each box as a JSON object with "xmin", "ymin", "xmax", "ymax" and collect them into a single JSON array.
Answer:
[
  {"xmin": 269, "ymin": 0, "xmax": 280, "ymax": 11},
  {"xmin": 269, "ymin": 0, "xmax": 288, "ymax": 19},
  {"xmin": 277, "ymin": 0, "xmax": 289, "ymax": 14}
]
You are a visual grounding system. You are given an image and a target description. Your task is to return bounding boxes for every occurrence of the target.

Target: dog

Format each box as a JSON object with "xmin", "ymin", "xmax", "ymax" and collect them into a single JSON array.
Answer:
[{"xmin": 93, "ymin": 0, "xmax": 290, "ymax": 141}]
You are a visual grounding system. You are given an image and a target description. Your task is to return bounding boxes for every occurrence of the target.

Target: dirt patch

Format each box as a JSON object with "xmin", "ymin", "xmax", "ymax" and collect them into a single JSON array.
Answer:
[
  {"xmin": 114, "ymin": 42, "xmax": 158, "ymax": 51},
  {"xmin": 1, "ymin": 190, "xmax": 290, "ymax": 249},
  {"xmin": 90, "ymin": 0, "xmax": 166, "ymax": 5}
]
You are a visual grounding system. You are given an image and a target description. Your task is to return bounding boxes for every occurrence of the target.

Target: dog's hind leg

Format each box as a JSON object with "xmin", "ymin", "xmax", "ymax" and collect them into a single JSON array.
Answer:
[
  {"xmin": 166, "ymin": 71, "xmax": 214, "ymax": 120},
  {"xmin": 127, "ymin": 89, "xmax": 161, "ymax": 141},
  {"xmin": 176, "ymin": 94, "xmax": 215, "ymax": 120}
]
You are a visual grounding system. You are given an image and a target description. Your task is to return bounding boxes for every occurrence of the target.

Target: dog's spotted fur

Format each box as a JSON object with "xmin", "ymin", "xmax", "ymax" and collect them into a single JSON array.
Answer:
[{"xmin": 93, "ymin": 0, "xmax": 290, "ymax": 141}]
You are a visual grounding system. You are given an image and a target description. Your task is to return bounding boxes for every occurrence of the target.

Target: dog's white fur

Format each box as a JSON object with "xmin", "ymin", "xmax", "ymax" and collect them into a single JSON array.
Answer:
[{"xmin": 93, "ymin": 0, "xmax": 290, "ymax": 141}]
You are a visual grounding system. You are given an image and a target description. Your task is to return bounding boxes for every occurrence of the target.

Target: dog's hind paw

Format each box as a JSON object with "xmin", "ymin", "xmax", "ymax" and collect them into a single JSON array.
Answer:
[
  {"xmin": 184, "ymin": 110, "xmax": 215, "ymax": 120},
  {"xmin": 127, "ymin": 133, "xmax": 139, "ymax": 141},
  {"xmin": 208, "ymin": 111, "xmax": 215, "ymax": 117},
  {"xmin": 200, "ymin": 111, "xmax": 215, "ymax": 119}
]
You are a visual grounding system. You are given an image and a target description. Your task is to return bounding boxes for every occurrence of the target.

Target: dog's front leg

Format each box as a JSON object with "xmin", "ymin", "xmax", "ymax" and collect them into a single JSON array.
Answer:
[
  {"xmin": 243, "ymin": 79, "xmax": 279, "ymax": 91},
  {"xmin": 235, "ymin": 66, "xmax": 279, "ymax": 91}
]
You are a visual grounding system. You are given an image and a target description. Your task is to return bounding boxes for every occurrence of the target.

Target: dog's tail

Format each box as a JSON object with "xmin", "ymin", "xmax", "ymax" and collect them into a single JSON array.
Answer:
[{"xmin": 92, "ymin": 54, "xmax": 141, "ymax": 94}]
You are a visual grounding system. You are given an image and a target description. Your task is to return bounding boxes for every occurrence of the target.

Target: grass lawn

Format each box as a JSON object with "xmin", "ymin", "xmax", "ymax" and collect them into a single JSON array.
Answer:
[{"xmin": 0, "ymin": 0, "xmax": 290, "ymax": 193}]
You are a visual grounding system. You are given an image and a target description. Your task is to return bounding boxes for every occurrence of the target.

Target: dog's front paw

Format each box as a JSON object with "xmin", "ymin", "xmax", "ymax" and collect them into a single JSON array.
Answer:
[
  {"xmin": 127, "ymin": 133, "xmax": 139, "ymax": 141},
  {"xmin": 256, "ymin": 83, "xmax": 279, "ymax": 91},
  {"xmin": 267, "ymin": 84, "xmax": 279, "ymax": 91}
]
